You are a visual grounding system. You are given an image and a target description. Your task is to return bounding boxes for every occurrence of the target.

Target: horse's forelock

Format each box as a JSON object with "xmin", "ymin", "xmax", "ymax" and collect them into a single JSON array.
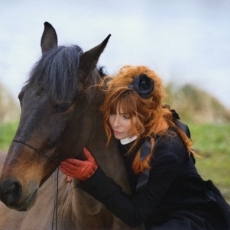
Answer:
[{"xmin": 28, "ymin": 45, "xmax": 83, "ymax": 101}]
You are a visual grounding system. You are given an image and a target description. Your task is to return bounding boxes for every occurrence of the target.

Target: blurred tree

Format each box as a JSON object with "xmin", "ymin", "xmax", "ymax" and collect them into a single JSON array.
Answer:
[
  {"xmin": 165, "ymin": 83, "xmax": 230, "ymax": 124},
  {"xmin": 0, "ymin": 83, "xmax": 19, "ymax": 124}
]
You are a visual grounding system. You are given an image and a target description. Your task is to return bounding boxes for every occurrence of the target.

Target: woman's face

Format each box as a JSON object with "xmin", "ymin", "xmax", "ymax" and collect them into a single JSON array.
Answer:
[{"xmin": 109, "ymin": 107, "xmax": 136, "ymax": 140}]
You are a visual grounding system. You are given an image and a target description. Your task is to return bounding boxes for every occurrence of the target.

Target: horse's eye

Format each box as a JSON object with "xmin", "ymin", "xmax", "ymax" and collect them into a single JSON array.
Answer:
[
  {"xmin": 55, "ymin": 103, "xmax": 70, "ymax": 112},
  {"xmin": 18, "ymin": 91, "xmax": 24, "ymax": 101},
  {"xmin": 18, "ymin": 91, "xmax": 24, "ymax": 106}
]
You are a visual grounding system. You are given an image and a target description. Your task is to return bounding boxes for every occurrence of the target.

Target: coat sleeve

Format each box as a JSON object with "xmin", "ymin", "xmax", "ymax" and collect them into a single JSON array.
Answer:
[{"xmin": 78, "ymin": 138, "xmax": 187, "ymax": 227}]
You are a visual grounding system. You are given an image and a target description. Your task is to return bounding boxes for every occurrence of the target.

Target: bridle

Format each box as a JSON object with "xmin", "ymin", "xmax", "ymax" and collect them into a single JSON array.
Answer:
[
  {"xmin": 13, "ymin": 139, "xmax": 59, "ymax": 230},
  {"xmin": 13, "ymin": 140, "xmax": 58, "ymax": 165}
]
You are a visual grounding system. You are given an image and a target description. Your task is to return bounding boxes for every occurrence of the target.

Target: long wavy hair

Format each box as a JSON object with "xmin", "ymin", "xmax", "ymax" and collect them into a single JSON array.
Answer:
[{"xmin": 100, "ymin": 65, "xmax": 193, "ymax": 174}]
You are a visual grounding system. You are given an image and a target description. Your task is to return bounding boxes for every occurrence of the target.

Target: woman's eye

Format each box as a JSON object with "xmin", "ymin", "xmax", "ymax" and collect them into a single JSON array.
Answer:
[
  {"xmin": 123, "ymin": 114, "xmax": 130, "ymax": 119},
  {"xmin": 54, "ymin": 103, "xmax": 70, "ymax": 112}
]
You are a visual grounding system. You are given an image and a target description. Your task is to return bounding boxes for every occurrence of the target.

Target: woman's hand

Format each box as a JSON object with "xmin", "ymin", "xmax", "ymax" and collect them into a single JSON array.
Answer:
[{"xmin": 59, "ymin": 147, "xmax": 98, "ymax": 181}]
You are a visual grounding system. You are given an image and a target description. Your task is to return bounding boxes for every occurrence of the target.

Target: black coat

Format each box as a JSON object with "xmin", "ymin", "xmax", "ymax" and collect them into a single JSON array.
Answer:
[{"xmin": 79, "ymin": 129, "xmax": 230, "ymax": 230}]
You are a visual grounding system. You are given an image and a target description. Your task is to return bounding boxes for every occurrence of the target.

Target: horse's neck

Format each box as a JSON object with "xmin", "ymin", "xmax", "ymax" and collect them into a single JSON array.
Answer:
[
  {"xmin": 56, "ymin": 89, "xmax": 134, "ymax": 229},
  {"xmin": 87, "ymin": 120, "xmax": 131, "ymax": 193},
  {"xmin": 66, "ymin": 109, "xmax": 132, "ymax": 229}
]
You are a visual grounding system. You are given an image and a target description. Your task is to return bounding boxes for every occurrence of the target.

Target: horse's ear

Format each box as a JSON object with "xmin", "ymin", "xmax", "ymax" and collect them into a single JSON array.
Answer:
[
  {"xmin": 41, "ymin": 22, "xmax": 58, "ymax": 54},
  {"xmin": 79, "ymin": 34, "xmax": 111, "ymax": 74}
]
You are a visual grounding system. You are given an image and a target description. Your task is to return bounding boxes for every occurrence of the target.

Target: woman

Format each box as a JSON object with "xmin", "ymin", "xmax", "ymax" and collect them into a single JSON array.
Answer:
[{"xmin": 60, "ymin": 65, "xmax": 230, "ymax": 229}]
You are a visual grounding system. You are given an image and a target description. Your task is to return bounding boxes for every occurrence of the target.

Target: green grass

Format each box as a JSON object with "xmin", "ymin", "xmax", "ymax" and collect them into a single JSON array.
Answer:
[
  {"xmin": 0, "ymin": 122, "xmax": 229, "ymax": 203},
  {"xmin": 189, "ymin": 123, "xmax": 230, "ymax": 203},
  {"xmin": 0, "ymin": 122, "xmax": 18, "ymax": 151}
]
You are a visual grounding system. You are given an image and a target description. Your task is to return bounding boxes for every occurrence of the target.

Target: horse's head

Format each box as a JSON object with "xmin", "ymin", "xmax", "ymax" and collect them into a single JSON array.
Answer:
[{"xmin": 0, "ymin": 22, "xmax": 110, "ymax": 211}]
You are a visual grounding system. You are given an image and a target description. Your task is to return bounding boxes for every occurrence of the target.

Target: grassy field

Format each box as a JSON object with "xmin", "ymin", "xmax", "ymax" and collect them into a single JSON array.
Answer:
[
  {"xmin": 0, "ymin": 121, "xmax": 229, "ymax": 203},
  {"xmin": 0, "ymin": 122, "xmax": 18, "ymax": 151},
  {"xmin": 189, "ymin": 123, "xmax": 230, "ymax": 203}
]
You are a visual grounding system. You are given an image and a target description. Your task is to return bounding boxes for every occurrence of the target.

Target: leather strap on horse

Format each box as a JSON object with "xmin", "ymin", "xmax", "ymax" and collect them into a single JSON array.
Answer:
[
  {"xmin": 52, "ymin": 169, "xmax": 59, "ymax": 230},
  {"xmin": 13, "ymin": 140, "xmax": 58, "ymax": 165}
]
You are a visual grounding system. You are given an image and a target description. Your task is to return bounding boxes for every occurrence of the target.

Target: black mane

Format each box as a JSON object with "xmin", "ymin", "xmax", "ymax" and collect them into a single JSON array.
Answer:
[{"xmin": 27, "ymin": 45, "xmax": 83, "ymax": 101}]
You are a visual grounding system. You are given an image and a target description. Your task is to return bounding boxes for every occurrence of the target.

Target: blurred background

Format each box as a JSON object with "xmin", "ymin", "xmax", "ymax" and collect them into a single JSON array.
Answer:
[{"xmin": 0, "ymin": 0, "xmax": 230, "ymax": 202}]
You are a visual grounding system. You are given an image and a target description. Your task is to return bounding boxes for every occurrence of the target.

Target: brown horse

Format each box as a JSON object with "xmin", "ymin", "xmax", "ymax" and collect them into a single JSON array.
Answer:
[{"xmin": 0, "ymin": 22, "xmax": 143, "ymax": 230}]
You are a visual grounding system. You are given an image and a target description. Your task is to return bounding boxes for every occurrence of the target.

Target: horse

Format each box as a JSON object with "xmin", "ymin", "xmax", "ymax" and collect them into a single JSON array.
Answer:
[{"xmin": 0, "ymin": 22, "xmax": 143, "ymax": 230}]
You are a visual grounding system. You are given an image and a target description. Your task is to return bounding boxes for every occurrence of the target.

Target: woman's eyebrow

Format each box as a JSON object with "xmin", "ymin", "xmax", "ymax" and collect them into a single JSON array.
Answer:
[{"xmin": 121, "ymin": 112, "xmax": 131, "ymax": 117}]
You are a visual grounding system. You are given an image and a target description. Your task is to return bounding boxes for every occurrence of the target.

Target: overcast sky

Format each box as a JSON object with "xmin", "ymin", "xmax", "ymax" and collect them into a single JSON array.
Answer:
[{"xmin": 1, "ymin": 0, "xmax": 230, "ymax": 109}]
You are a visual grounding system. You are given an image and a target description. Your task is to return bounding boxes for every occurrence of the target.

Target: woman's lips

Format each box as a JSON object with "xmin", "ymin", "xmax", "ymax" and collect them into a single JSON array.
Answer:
[{"xmin": 113, "ymin": 130, "xmax": 123, "ymax": 135}]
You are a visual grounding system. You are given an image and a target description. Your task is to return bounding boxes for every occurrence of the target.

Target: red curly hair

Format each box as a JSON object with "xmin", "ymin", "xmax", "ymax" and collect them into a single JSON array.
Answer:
[{"xmin": 100, "ymin": 65, "xmax": 193, "ymax": 174}]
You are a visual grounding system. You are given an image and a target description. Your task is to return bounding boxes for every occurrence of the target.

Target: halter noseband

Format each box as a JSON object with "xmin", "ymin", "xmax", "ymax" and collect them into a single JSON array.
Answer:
[{"xmin": 13, "ymin": 140, "xmax": 58, "ymax": 166}]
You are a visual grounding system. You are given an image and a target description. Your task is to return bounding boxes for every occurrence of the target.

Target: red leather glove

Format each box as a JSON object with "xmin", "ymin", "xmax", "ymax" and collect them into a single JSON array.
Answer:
[{"xmin": 59, "ymin": 147, "xmax": 98, "ymax": 181}]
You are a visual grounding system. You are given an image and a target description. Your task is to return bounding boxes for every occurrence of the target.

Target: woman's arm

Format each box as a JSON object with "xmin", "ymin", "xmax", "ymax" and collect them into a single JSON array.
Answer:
[
  {"xmin": 78, "ymin": 147, "xmax": 184, "ymax": 227},
  {"xmin": 60, "ymin": 135, "xmax": 186, "ymax": 227}
]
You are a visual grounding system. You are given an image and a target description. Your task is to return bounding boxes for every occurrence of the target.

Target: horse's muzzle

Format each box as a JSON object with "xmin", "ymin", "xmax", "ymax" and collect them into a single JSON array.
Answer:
[
  {"xmin": 0, "ymin": 178, "xmax": 38, "ymax": 211},
  {"xmin": 0, "ymin": 178, "xmax": 22, "ymax": 207}
]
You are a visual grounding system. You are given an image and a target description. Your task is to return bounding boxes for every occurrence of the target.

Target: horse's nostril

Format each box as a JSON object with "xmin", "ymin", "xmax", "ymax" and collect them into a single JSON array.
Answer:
[{"xmin": 0, "ymin": 178, "xmax": 22, "ymax": 206}]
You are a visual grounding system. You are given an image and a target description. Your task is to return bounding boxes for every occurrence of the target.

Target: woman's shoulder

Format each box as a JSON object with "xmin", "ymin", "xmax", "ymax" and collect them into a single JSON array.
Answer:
[
  {"xmin": 154, "ymin": 128, "xmax": 188, "ymax": 161},
  {"xmin": 156, "ymin": 128, "xmax": 184, "ymax": 147}
]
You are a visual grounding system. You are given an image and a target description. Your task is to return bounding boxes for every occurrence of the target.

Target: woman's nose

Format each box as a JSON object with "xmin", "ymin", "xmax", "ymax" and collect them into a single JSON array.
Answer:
[{"xmin": 112, "ymin": 115, "xmax": 120, "ymax": 127}]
